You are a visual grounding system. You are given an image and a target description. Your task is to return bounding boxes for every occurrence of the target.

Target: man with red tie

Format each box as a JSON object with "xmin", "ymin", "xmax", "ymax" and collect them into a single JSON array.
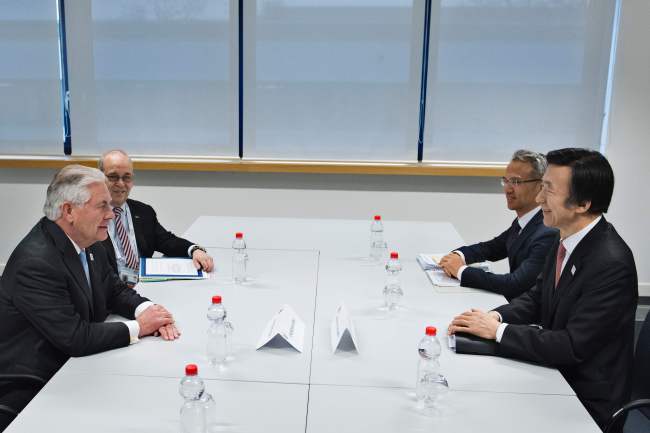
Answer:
[
  {"xmin": 98, "ymin": 150, "xmax": 214, "ymax": 285},
  {"xmin": 448, "ymin": 148, "xmax": 638, "ymax": 429}
]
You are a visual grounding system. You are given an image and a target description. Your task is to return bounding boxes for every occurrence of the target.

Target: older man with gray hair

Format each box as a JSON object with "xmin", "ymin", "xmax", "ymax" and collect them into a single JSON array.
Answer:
[
  {"xmin": 439, "ymin": 149, "xmax": 557, "ymax": 301},
  {"xmin": 0, "ymin": 165, "xmax": 179, "ymax": 422}
]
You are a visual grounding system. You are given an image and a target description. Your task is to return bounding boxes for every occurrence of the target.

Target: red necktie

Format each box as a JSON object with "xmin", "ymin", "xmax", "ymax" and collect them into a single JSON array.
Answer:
[
  {"xmin": 113, "ymin": 207, "xmax": 139, "ymax": 270},
  {"xmin": 554, "ymin": 242, "xmax": 566, "ymax": 288}
]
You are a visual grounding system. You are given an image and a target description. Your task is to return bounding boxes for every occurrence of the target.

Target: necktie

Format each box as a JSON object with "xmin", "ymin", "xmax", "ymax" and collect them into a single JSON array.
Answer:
[
  {"xmin": 554, "ymin": 242, "xmax": 567, "ymax": 288},
  {"xmin": 79, "ymin": 250, "xmax": 91, "ymax": 288},
  {"xmin": 113, "ymin": 207, "xmax": 139, "ymax": 270},
  {"xmin": 513, "ymin": 219, "xmax": 521, "ymax": 235}
]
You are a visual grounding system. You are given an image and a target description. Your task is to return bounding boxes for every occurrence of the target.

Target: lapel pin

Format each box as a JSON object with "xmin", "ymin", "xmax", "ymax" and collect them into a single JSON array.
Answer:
[
  {"xmin": 89, "ymin": 253, "xmax": 94, "ymax": 261},
  {"xmin": 571, "ymin": 265, "xmax": 576, "ymax": 275}
]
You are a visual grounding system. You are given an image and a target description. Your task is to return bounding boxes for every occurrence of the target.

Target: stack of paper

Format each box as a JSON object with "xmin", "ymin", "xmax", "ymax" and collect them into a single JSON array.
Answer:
[{"xmin": 139, "ymin": 257, "xmax": 206, "ymax": 282}]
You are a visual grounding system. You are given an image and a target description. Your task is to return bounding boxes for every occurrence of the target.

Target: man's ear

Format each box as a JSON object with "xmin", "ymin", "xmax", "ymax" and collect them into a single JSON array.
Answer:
[
  {"xmin": 61, "ymin": 202, "xmax": 75, "ymax": 222},
  {"xmin": 574, "ymin": 200, "xmax": 592, "ymax": 215}
]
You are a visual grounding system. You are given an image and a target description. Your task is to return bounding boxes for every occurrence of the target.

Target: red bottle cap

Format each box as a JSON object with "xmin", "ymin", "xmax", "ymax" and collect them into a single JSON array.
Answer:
[
  {"xmin": 374, "ymin": 215, "xmax": 381, "ymax": 221},
  {"xmin": 235, "ymin": 232, "xmax": 243, "ymax": 239},
  {"xmin": 212, "ymin": 295, "xmax": 222, "ymax": 304},
  {"xmin": 185, "ymin": 364, "xmax": 198, "ymax": 376},
  {"xmin": 390, "ymin": 251, "xmax": 398, "ymax": 259},
  {"xmin": 425, "ymin": 326, "xmax": 437, "ymax": 336}
]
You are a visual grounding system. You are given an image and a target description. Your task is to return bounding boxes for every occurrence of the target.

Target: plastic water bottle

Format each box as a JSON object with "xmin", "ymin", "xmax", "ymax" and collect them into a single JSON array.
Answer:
[
  {"xmin": 232, "ymin": 232, "xmax": 248, "ymax": 283},
  {"xmin": 383, "ymin": 251, "xmax": 403, "ymax": 310},
  {"xmin": 370, "ymin": 215, "xmax": 386, "ymax": 261},
  {"xmin": 416, "ymin": 326, "xmax": 448, "ymax": 410},
  {"xmin": 179, "ymin": 364, "xmax": 206, "ymax": 433},
  {"xmin": 206, "ymin": 295, "xmax": 234, "ymax": 365}
]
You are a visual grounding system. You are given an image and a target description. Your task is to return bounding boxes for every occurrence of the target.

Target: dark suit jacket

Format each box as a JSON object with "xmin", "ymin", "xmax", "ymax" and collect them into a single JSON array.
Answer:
[
  {"xmin": 494, "ymin": 217, "xmax": 638, "ymax": 429},
  {"xmin": 0, "ymin": 218, "xmax": 148, "ymax": 411},
  {"xmin": 458, "ymin": 209, "xmax": 557, "ymax": 301},
  {"xmin": 102, "ymin": 198, "xmax": 193, "ymax": 273}
]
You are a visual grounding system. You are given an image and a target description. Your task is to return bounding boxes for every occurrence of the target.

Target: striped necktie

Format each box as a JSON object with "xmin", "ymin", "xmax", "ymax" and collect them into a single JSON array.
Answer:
[{"xmin": 113, "ymin": 207, "xmax": 139, "ymax": 270}]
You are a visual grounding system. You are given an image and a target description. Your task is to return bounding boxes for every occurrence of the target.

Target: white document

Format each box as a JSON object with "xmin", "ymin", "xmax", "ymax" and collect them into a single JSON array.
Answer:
[
  {"xmin": 417, "ymin": 253, "xmax": 490, "ymax": 272},
  {"xmin": 256, "ymin": 304, "xmax": 305, "ymax": 352},
  {"xmin": 330, "ymin": 304, "xmax": 359, "ymax": 353},
  {"xmin": 425, "ymin": 269, "xmax": 461, "ymax": 287},
  {"xmin": 141, "ymin": 257, "xmax": 203, "ymax": 278}
]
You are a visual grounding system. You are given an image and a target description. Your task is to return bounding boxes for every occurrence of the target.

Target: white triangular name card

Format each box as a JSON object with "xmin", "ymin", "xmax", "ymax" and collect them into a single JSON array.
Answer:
[
  {"xmin": 330, "ymin": 303, "xmax": 359, "ymax": 353},
  {"xmin": 256, "ymin": 304, "xmax": 305, "ymax": 352}
]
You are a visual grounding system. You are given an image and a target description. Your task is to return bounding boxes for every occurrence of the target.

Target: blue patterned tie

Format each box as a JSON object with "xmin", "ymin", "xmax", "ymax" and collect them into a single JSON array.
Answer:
[{"xmin": 79, "ymin": 250, "xmax": 91, "ymax": 288}]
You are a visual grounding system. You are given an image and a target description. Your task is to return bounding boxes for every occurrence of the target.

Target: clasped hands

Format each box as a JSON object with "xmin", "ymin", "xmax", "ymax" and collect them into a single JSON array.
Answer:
[
  {"xmin": 136, "ymin": 304, "xmax": 181, "ymax": 341},
  {"xmin": 438, "ymin": 252, "xmax": 464, "ymax": 278},
  {"xmin": 447, "ymin": 309, "xmax": 501, "ymax": 340}
]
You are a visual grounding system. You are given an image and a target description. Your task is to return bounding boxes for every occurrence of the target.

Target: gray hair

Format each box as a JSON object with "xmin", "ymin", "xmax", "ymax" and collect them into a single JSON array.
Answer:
[
  {"xmin": 43, "ymin": 165, "xmax": 106, "ymax": 221},
  {"xmin": 511, "ymin": 149, "xmax": 547, "ymax": 179},
  {"xmin": 98, "ymin": 149, "xmax": 132, "ymax": 172}
]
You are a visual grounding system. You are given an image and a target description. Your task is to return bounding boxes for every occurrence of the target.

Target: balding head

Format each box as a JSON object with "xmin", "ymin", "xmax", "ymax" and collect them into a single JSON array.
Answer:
[{"xmin": 98, "ymin": 150, "xmax": 134, "ymax": 207}]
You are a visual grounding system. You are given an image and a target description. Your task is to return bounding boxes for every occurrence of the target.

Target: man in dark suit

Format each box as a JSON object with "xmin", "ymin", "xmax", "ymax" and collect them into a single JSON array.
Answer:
[
  {"xmin": 98, "ymin": 150, "xmax": 214, "ymax": 284},
  {"xmin": 448, "ymin": 148, "xmax": 638, "ymax": 429},
  {"xmin": 0, "ymin": 165, "xmax": 180, "ymax": 418},
  {"xmin": 439, "ymin": 150, "xmax": 557, "ymax": 300}
]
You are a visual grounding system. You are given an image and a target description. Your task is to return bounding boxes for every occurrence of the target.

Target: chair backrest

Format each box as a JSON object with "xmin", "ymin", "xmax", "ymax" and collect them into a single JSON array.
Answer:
[{"xmin": 632, "ymin": 310, "xmax": 650, "ymax": 400}]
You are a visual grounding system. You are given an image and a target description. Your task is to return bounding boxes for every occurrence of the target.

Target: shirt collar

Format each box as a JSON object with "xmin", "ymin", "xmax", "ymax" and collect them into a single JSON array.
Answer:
[
  {"xmin": 561, "ymin": 215, "xmax": 602, "ymax": 258},
  {"xmin": 517, "ymin": 206, "xmax": 541, "ymax": 231},
  {"xmin": 65, "ymin": 234, "xmax": 83, "ymax": 254}
]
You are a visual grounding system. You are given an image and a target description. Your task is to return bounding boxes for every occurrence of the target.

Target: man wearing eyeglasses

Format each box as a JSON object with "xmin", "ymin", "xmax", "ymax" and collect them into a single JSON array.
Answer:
[
  {"xmin": 98, "ymin": 150, "xmax": 214, "ymax": 285},
  {"xmin": 439, "ymin": 149, "xmax": 557, "ymax": 301}
]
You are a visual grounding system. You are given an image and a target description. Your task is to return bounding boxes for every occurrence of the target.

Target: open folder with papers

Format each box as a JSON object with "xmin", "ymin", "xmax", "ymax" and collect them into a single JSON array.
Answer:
[{"xmin": 139, "ymin": 257, "xmax": 205, "ymax": 282}]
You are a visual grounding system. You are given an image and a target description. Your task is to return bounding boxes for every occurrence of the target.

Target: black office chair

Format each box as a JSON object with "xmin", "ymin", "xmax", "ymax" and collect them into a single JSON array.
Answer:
[
  {"xmin": 0, "ymin": 374, "xmax": 46, "ymax": 432},
  {"xmin": 604, "ymin": 310, "xmax": 650, "ymax": 433}
]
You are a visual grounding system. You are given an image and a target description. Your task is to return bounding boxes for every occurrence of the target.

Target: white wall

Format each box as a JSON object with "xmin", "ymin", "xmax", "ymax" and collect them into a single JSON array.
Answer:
[{"xmin": 0, "ymin": 0, "xmax": 648, "ymax": 295}]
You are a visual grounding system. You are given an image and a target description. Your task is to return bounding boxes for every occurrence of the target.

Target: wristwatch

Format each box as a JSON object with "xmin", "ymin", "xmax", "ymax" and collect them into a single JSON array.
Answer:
[{"xmin": 189, "ymin": 245, "xmax": 207, "ymax": 257}]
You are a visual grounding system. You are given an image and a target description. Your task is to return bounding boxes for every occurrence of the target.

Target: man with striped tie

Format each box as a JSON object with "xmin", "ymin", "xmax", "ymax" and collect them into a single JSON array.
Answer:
[{"xmin": 98, "ymin": 150, "xmax": 214, "ymax": 285}]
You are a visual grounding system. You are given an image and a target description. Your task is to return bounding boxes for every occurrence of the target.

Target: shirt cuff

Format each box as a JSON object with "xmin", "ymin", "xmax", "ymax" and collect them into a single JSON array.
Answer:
[
  {"xmin": 453, "ymin": 250, "xmax": 465, "ymax": 262},
  {"xmin": 124, "ymin": 320, "xmax": 140, "ymax": 345},
  {"xmin": 135, "ymin": 301, "xmax": 154, "ymax": 318},
  {"xmin": 495, "ymin": 323, "xmax": 508, "ymax": 343},
  {"xmin": 187, "ymin": 244, "xmax": 198, "ymax": 258},
  {"xmin": 456, "ymin": 265, "xmax": 468, "ymax": 281}
]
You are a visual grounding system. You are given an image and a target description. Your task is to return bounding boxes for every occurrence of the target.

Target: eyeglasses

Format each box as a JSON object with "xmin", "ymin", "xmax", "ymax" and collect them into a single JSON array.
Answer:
[
  {"xmin": 500, "ymin": 177, "xmax": 541, "ymax": 187},
  {"xmin": 106, "ymin": 173, "xmax": 134, "ymax": 184}
]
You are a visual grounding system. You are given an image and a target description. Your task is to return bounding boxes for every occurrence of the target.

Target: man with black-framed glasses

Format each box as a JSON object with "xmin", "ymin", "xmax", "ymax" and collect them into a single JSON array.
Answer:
[
  {"xmin": 439, "ymin": 149, "xmax": 557, "ymax": 301},
  {"xmin": 98, "ymin": 150, "xmax": 214, "ymax": 285}
]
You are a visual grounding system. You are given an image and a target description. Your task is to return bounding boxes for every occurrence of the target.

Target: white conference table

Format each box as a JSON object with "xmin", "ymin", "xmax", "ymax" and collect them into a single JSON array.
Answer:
[{"xmin": 6, "ymin": 216, "xmax": 599, "ymax": 433}]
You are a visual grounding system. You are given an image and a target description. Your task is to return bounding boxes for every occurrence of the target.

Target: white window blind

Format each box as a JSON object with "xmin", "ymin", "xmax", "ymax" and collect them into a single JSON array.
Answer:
[
  {"xmin": 423, "ymin": 0, "xmax": 617, "ymax": 162},
  {"xmin": 0, "ymin": 1, "xmax": 63, "ymax": 155},
  {"xmin": 243, "ymin": 0, "xmax": 422, "ymax": 161},
  {"xmin": 67, "ymin": 0, "xmax": 237, "ymax": 157}
]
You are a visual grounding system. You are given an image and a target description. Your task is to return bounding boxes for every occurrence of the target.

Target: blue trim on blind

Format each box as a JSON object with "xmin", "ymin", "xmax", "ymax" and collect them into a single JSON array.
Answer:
[
  {"xmin": 238, "ymin": 0, "xmax": 244, "ymax": 159},
  {"xmin": 57, "ymin": 0, "xmax": 72, "ymax": 155},
  {"xmin": 417, "ymin": 0, "xmax": 432, "ymax": 162}
]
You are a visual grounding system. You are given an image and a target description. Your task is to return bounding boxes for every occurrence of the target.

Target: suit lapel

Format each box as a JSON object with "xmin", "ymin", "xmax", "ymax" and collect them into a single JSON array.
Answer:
[
  {"xmin": 549, "ymin": 218, "xmax": 608, "ymax": 316},
  {"xmin": 508, "ymin": 210, "xmax": 543, "ymax": 259},
  {"xmin": 127, "ymin": 199, "xmax": 146, "ymax": 256},
  {"xmin": 44, "ymin": 220, "xmax": 94, "ymax": 316}
]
